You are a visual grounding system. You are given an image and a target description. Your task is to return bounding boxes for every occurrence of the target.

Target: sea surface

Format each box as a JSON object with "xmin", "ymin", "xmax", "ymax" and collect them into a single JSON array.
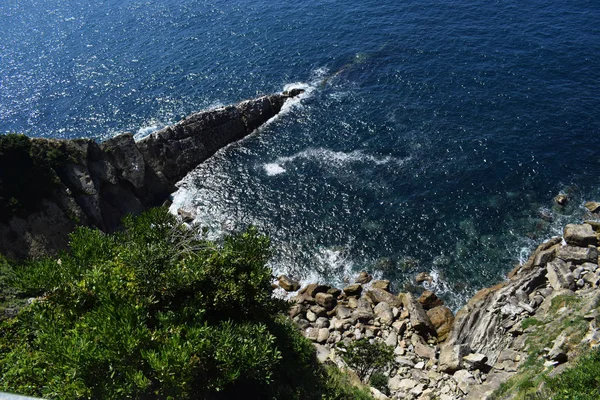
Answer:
[{"xmin": 2, "ymin": 0, "xmax": 600, "ymax": 307}]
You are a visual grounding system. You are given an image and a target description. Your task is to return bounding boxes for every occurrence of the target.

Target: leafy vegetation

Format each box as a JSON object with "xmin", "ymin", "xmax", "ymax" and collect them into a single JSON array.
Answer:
[
  {"xmin": 545, "ymin": 347, "xmax": 600, "ymax": 399},
  {"xmin": 491, "ymin": 292, "xmax": 599, "ymax": 400},
  {"xmin": 369, "ymin": 371, "xmax": 389, "ymax": 395},
  {"xmin": 0, "ymin": 208, "xmax": 372, "ymax": 399},
  {"xmin": 338, "ymin": 339, "xmax": 394, "ymax": 383},
  {"xmin": 0, "ymin": 134, "xmax": 69, "ymax": 221}
]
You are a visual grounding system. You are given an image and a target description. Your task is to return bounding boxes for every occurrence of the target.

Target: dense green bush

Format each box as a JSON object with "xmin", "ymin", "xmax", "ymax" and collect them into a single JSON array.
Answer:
[
  {"xmin": 338, "ymin": 338, "xmax": 394, "ymax": 382},
  {"xmin": 0, "ymin": 208, "xmax": 372, "ymax": 399},
  {"xmin": 369, "ymin": 371, "xmax": 389, "ymax": 395},
  {"xmin": 544, "ymin": 348, "xmax": 600, "ymax": 399}
]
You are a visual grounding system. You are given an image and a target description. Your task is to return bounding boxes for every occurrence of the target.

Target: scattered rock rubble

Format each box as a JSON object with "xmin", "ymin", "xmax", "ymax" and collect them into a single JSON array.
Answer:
[{"xmin": 278, "ymin": 219, "xmax": 600, "ymax": 399}]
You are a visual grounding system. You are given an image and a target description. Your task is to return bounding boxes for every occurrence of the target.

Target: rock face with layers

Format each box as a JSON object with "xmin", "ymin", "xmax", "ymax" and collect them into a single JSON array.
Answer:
[{"xmin": 0, "ymin": 90, "xmax": 304, "ymax": 259}]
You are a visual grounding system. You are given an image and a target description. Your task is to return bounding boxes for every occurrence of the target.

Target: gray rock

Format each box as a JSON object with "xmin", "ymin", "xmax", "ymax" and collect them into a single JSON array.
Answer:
[
  {"xmin": 352, "ymin": 298, "xmax": 375, "ymax": 322},
  {"xmin": 439, "ymin": 344, "xmax": 471, "ymax": 373},
  {"xmin": 315, "ymin": 292, "xmax": 336, "ymax": 310},
  {"xmin": 314, "ymin": 344, "xmax": 330, "ymax": 363},
  {"xmin": 401, "ymin": 293, "xmax": 436, "ymax": 336},
  {"xmin": 389, "ymin": 377, "xmax": 417, "ymax": 391},
  {"xmin": 343, "ymin": 283, "xmax": 363, "ymax": 297},
  {"xmin": 314, "ymin": 317, "xmax": 330, "ymax": 329},
  {"xmin": 548, "ymin": 333, "xmax": 568, "ymax": 364},
  {"xmin": 557, "ymin": 245, "xmax": 599, "ymax": 265},
  {"xmin": 564, "ymin": 223, "xmax": 598, "ymax": 247},
  {"xmin": 546, "ymin": 259, "xmax": 575, "ymax": 290},
  {"xmin": 385, "ymin": 331, "xmax": 398, "ymax": 347},
  {"xmin": 374, "ymin": 301, "xmax": 395, "ymax": 325},
  {"xmin": 306, "ymin": 310, "xmax": 317, "ymax": 322},
  {"xmin": 336, "ymin": 305, "xmax": 353, "ymax": 319},
  {"xmin": 309, "ymin": 305, "xmax": 328, "ymax": 317},
  {"xmin": 454, "ymin": 369, "xmax": 477, "ymax": 394},
  {"xmin": 366, "ymin": 288, "xmax": 403, "ymax": 308},
  {"xmin": 306, "ymin": 327, "xmax": 319, "ymax": 341},
  {"xmin": 317, "ymin": 328, "xmax": 330, "ymax": 343},
  {"xmin": 462, "ymin": 353, "xmax": 488, "ymax": 370},
  {"xmin": 295, "ymin": 318, "xmax": 310, "ymax": 330}
]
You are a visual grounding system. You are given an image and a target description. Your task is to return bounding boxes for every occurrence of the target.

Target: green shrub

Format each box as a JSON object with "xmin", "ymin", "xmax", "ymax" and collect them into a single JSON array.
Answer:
[
  {"xmin": 369, "ymin": 371, "xmax": 389, "ymax": 395},
  {"xmin": 544, "ymin": 348, "xmax": 600, "ymax": 400},
  {"xmin": 521, "ymin": 317, "xmax": 543, "ymax": 330},
  {"xmin": 0, "ymin": 208, "xmax": 372, "ymax": 400},
  {"xmin": 338, "ymin": 338, "xmax": 394, "ymax": 382}
]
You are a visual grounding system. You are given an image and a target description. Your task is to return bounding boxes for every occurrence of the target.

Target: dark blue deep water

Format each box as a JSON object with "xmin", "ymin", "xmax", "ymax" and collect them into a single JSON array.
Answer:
[{"xmin": 2, "ymin": 0, "xmax": 600, "ymax": 307}]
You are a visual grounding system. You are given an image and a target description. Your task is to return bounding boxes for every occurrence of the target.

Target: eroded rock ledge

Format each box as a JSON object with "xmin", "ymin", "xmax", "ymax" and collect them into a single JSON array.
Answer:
[
  {"xmin": 282, "ymin": 219, "xmax": 600, "ymax": 399},
  {"xmin": 0, "ymin": 89, "xmax": 303, "ymax": 259}
]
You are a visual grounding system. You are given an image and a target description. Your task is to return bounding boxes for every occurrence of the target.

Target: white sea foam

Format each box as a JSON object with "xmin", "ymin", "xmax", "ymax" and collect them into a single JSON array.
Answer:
[
  {"xmin": 264, "ymin": 163, "xmax": 286, "ymax": 176},
  {"xmin": 134, "ymin": 122, "xmax": 163, "ymax": 140},
  {"xmin": 262, "ymin": 147, "xmax": 409, "ymax": 175}
]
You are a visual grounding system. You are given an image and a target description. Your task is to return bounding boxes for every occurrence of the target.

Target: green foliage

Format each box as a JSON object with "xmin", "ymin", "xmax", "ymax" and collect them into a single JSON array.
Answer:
[
  {"xmin": 338, "ymin": 339, "xmax": 394, "ymax": 382},
  {"xmin": 544, "ymin": 348, "xmax": 600, "ymax": 400},
  {"xmin": 521, "ymin": 317, "xmax": 543, "ymax": 330},
  {"xmin": 0, "ymin": 134, "xmax": 68, "ymax": 220},
  {"xmin": 550, "ymin": 294, "xmax": 581, "ymax": 313},
  {"xmin": 369, "ymin": 371, "xmax": 389, "ymax": 395},
  {"xmin": 0, "ymin": 208, "xmax": 372, "ymax": 400}
]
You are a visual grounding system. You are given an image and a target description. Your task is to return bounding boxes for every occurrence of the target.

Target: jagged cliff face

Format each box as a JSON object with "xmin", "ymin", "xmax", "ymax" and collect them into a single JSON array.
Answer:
[{"xmin": 0, "ymin": 90, "xmax": 303, "ymax": 259}]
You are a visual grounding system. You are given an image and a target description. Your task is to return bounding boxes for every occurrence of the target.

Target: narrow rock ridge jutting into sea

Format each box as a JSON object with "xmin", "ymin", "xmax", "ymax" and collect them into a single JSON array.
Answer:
[{"xmin": 0, "ymin": 88, "xmax": 304, "ymax": 259}]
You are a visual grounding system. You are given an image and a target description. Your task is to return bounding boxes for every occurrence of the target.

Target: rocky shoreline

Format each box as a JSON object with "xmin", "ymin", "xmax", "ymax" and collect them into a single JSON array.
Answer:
[
  {"xmin": 278, "ymin": 219, "xmax": 600, "ymax": 399},
  {"xmin": 0, "ymin": 89, "xmax": 303, "ymax": 259}
]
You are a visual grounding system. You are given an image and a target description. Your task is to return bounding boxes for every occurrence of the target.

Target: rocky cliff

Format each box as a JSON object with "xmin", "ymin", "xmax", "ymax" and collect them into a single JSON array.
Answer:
[
  {"xmin": 281, "ymin": 219, "xmax": 600, "ymax": 399},
  {"xmin": 0, "ymin": 89, "xmax": 303, "ymax": 259}
]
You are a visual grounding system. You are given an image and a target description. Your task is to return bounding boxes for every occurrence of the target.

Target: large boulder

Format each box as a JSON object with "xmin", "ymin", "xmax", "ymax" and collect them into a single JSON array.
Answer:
[
  {"xmin": 418, "ymin": 290, "xmax": 444, "ymax": 310},
  {"xmin": 352, "ymin": 298, "xmax": 375, "ymax": 322},
  {"xmin": 546, "ymin": 259, "xmax": 575, "ymax": 290},
  {"xmin": 401, "ymin": 293, "xmax": 436, "ymax": 336},
  {"xmin": 343, "ymin": 283, "xmax": 363, "ymax": 297},
  {"xmin": 315, "ymin": 292, "xmax": 336, "ymax": 310},
  {"xmin": 278, "ymin": 275, "xmax": 300, "ymax": 292},
  {"xmin": 438, "ymin": 344, "xmax": 470, "ymax": 373},
  {"xmin": 564, "ymin": 224, "xmax": 598, "ymax": 247},
  {"xmin": 427, "ymin": 306, "xmax": 455, "ymax": 342},
  {"xmin": 374, "ymin": 302, "xmax": 394, "ymax": 325},
  {"xmin": 585, "ymin": 201, "xmax": 600, "ymax": 213},
  {"xmin": 557, "ymin": 245, "xmax": 599, "ymax": 265},
  {"xmin": 371, "ymin": 279, "xmax": 391, "ymax": 291},
  {"xmin": 365, "ymin": 288, "xmax": 402, "ymax": 308}
]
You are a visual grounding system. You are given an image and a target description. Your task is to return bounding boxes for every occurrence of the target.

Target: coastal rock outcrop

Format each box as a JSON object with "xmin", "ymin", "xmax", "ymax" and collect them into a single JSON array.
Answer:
[
  {"xmin": 0, "ymin": 90, "xmax": 303, "ymax": 259},
  {"xmin": 290, "ymin": 218, "xmax": 600, "ymax": 399}
]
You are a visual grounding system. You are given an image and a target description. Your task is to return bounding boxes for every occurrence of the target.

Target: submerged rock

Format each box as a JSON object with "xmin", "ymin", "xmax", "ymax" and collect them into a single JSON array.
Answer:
[{"xmin": 554, "ymin": 193, "xmax": 569, "ymax": 206}]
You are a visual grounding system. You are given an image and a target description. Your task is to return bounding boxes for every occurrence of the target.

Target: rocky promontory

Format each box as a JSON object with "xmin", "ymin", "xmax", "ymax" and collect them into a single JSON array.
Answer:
[
  {"xmin": 280, "ymin": 220, "xmax": 600, "ymax": 399},
  {"xmin": 0, "ymin": 89, "xmax": 303, "ymax": 259}
]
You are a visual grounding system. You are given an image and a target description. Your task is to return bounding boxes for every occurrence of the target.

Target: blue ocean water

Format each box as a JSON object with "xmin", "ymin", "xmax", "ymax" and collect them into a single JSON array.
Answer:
[{"xmin": 2, "ymin": 0, "xmax": 600, "ymax": 307}]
